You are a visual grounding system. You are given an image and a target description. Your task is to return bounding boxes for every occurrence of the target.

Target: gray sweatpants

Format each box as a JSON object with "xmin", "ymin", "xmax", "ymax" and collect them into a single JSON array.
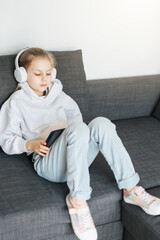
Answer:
[{"xmin": 32, "ymin": 117, "xmax": 140, "ymax": 200}]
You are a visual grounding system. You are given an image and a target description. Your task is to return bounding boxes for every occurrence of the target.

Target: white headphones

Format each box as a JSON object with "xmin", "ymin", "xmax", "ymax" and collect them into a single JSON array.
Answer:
[{"xmin": 14, "ymin": 47, "xmax": 57, "ymax": 83}]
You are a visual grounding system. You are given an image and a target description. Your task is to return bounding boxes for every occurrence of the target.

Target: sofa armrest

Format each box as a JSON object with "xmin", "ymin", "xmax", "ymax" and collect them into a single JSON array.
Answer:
[{"xmin": 87, "ymin": 75, "xmax": 160, "ymax": 121}]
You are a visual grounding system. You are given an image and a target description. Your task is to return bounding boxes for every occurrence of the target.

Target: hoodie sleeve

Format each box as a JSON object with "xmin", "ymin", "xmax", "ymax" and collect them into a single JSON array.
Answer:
[
  {"xmin": 64, "ymin": 95, "xmax": 83, "ymax": 125},
  {"xmin": 0, "ymin": 101, "xmax": 28, "ymax": 155}
]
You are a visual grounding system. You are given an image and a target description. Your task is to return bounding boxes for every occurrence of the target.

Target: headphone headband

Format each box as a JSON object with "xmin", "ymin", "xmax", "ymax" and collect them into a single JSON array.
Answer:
[{"xmin": 15, "ymin": 47, "xmax": 30, "ymax": 69}]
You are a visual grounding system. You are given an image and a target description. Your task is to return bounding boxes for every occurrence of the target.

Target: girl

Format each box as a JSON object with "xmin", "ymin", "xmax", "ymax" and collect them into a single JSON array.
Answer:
[{"xmin": 0, "ymin": 47, "xmax": 160, "ymax": 240}]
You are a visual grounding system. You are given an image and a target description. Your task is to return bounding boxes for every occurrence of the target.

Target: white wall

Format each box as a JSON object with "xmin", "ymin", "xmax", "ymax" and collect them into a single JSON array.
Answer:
[{"xmin": 0, "ymin": 0, "xmax": 160, "ymax": 80}]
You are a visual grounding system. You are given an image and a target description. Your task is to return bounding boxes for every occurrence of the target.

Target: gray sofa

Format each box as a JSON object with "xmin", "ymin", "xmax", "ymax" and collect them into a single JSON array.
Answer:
[{"xmin": 0, "ymin": 50, "xmax": 160, "ymax": 240}]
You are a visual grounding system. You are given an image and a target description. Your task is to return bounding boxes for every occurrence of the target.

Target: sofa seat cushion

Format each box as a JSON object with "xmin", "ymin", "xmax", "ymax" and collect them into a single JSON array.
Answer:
[
  {"xmin": 122, "ymin": 186, "xmax": 160, "ymax": 240},
  {"xmin": 113, "ymin": 116, "xmax": 160, "ymax": 189},
  {"xmin": 0, "ymin": 149, "xmax": 122, "ymax": 240}
]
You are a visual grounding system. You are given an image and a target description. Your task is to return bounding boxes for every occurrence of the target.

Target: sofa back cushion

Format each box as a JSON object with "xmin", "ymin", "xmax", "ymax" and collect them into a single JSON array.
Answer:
[
  {"xmin": 0, "ymin": 49, "xmax": 90, "ymax": 123},
  {"xmin": 87, "ymin": 75, "xmax": 160, "ymax": 120}
]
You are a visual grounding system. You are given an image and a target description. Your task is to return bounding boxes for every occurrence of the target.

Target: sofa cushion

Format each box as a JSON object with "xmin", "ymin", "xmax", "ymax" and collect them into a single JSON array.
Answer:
[
  {"xmin": 113, "ymin": 116, "xmax": 160, "ymax": 189},
  {"xmin": 0, "ymin": 50, "xmax": 90, "ymax": 123},
  {"xmin": 122, "ymin": 186, "xmax": 160, "ymax": 240},
  {"xmin": 152, "ymin": 98, "xmax": 160, "ymax": 120},
  {"xmin": 87, "ymin": 75, "xmax": 160, "ymax": 121},
  {"xmin": 0, "ymin": 150, "xmax": 122, "ymax": 240},
  {"xmin": 38, "ymin": 222, "xmax": 123, "ymax": 240}
]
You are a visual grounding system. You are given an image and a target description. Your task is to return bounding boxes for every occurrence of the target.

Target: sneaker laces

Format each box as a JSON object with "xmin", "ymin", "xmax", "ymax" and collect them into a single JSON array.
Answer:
[{"xmin": 135, "ymin": 187, "xmax": 156, "ymax": 205}]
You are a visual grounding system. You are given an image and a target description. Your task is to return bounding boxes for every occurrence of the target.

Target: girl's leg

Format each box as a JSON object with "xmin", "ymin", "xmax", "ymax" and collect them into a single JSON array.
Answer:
[
  {"xmin": 70, "ymin": 116, "xmax": 139, "ymax": 205},
  {"xmin": 32, "ymin": 121, "xmax": 98, "ymax": 240},
  {"xmin": 87, "ymin": 117, "xmax": 160, "ymax": 216},
  {"xmin": 86, "ymin": 116, "xmax": 140, "ymax": 190},
  {"xmin": 33, "ymin": 121, "xmax": 93, "ymax": 200}
]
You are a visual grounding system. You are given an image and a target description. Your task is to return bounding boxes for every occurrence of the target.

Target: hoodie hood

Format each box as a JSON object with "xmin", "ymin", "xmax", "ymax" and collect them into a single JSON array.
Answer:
[{"xmin": 17, "ymin": 79, "xmax": 63, "ymax": 105}]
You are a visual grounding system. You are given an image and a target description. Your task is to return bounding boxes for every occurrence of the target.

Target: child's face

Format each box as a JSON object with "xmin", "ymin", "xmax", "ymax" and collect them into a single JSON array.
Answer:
[{"xmin": 26, "ymin": 57, "xmax": 53, "ymax": 96}]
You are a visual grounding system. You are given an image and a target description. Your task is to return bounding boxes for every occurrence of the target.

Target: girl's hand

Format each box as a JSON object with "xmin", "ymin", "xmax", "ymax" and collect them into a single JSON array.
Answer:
[{"xmin": 26, "ymin": 139, "xmax": 50, "ymax": 157}]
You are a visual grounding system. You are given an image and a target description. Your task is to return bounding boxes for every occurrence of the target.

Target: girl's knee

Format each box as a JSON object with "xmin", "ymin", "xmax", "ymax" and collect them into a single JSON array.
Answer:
[
  {"xmin": 66, "ymin": 121, "xmax": 90, "ymax": 138},
  {"xmin": 88, "ymin": 116, "xmax": 116, "ymax": 131}
]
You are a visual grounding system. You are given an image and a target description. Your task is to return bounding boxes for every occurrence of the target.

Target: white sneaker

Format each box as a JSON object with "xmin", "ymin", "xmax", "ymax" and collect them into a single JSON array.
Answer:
[
  {"xmin": 123, "ymin": 186, "xmax": 160, "ymax": 216},
  {"xmin": 66, "ymin": 194, "xmax": 98, "ymax": 240}
]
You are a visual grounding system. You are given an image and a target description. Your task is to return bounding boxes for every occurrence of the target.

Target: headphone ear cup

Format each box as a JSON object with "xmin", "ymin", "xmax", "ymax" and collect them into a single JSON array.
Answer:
[
  {"xmin": 14, "ymin": 67, "xmax": 27, "ymax": 83},
  {"xmin": 51, "ymin": 68, "xmax": 57, "ymax": 82}
]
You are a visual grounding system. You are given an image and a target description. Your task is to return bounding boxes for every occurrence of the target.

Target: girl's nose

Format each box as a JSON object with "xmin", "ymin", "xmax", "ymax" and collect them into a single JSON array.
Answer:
[{"xmin": 42, "ymin": 74, "xmax": 47, "ymax": 81}]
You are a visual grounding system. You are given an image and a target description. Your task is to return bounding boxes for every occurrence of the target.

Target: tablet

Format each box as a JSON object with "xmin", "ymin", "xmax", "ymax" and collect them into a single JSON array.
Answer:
[{"xmin": 46, "ymin": 128, "xmax": 65, "ymax": 147}]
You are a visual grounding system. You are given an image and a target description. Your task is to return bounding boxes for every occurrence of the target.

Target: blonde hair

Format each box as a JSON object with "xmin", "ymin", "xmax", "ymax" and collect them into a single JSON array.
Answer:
[{"xmin": 13, "ymin": 47, "xmax": 57, "ymax": 92}]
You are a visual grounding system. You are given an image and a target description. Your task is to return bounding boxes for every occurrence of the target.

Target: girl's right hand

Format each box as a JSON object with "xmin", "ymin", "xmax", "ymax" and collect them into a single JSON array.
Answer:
[{"xmin": 26, "ymin": 139, "xmax": 50, "ymax": 157}]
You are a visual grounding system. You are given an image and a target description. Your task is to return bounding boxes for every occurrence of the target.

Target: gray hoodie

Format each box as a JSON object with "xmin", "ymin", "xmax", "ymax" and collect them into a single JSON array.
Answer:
[{"xmin": 0, "ymin": 79, "xmax": 83, "ymax": 156}]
